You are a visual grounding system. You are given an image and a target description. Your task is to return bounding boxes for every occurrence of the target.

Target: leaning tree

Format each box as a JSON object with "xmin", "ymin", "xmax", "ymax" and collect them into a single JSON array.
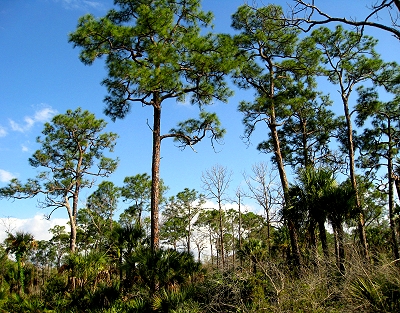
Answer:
[{"xmin": 0, "ymin": 108, "xmax": 118, "ymax": 253}]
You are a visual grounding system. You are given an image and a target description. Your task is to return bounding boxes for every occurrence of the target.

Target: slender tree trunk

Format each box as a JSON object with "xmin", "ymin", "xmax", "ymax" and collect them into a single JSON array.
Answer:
[
  {"xmin": 301, "ymin": 118, "xmax": 309, "ymax": 167},
  {"xmin": 266, "ymin": 209, "xmax": 271, "ymax": 257},
  {"xmin": 209, "ymin": 233, "xmax": 214, "ymax": 267},
  {"xmin": 119, "ymin": 252, "xmax": 123, "ymax": 289},
  {"xmin": 151, "ymin": 100, "xmax": 161, "ymax": 253},
  {"xmin": 337, "ymin": 221, "xmax": 346, "ymax": 274},
  {"xmin": 388, "ymin": 130, "xmax": 400, "ymax": 259},
  {"xmin": 231, "ymin": 218, "xmax": 235, "ymax": 269},
  {"xmin": 393, "ymin": 176, "xmax": 400, "ymax": 244},
  {"xmin": 238, "ymin": 194, "xmax": 243, "ymax": 267},
  {"xmin": 66, "ymin": 193, "xmax": 77, "ymax": 254},
  {"xmin": 187, "ymin": 210, "xmax": 191, "ymax": 254},
  {"xmin": 308, "ymin": 219, "xmax": 318, "ymax": 266},
  {"xmin": 68, "ymin": 207, "xmax": 77, "ymax": 290},
  {"xmin": 16, "ymin": 254, "xmax": 23, "ymax": 295},
  {"xmin": 332, "ymin": 224, "xmax": 339, "ymax": 269},
  {"xmin": 332, "ymin": 219, "xmax": 346, "ymax": 274},
  {"xmin": 270, "ymin": 113, "xmax": 301, "ymax": 267},
  {"xmin": 70, "ymin": 222, "xmax": 77, "ymax": 253},
  {"xmin": 267, "ymin": 64, "xmax": 301, "ymax": 267},
  {"xmin": 342, "ymin": 97, "xmax": 368, "ymax": 260},
  {"xmin": 270, "ymin": 118, "xmax": 301, "ymax": 267},
  {"xmin": 149, "ymin": 97, "xmax": 162, "ymax": 293},
  {"xmin": 216, "ymin": 238, "xmax": 220, "ymax": 268},
  {"xmin": 318, "ymin": 219, "xmax": 329, "ymax": 259},
  {"xmin": 217, "ymin": 199, "xmax": 225, "ymax": 269},
  {"xmin": 287, "ymin": 220, "xmax": 301, "ymax": 267}
]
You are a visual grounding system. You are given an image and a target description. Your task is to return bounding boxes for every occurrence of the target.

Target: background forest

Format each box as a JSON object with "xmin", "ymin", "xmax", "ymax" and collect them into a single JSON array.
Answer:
[{"xmin": 0, "ymin": 0, "xmax": 400, "ymax": 312}]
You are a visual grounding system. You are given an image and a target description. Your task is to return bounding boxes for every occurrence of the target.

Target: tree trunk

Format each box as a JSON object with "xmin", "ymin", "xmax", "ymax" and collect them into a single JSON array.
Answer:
[
  {"xmin": 217, "ymin": 200, "xmax": 225, "ymax": 269},
  {"xmin": 343, "ymin": 97, "xmax": 368, "ymax": 260},
  {"xmin": 301, "ymin": 118, "xmax": 310, "ymax": 167},
  {"xmin": 231, "ymin": 218, "xmax": 235, "ymax": 269},
  {"xmin": 209, "ymin": 233, "xmax": 214, "ymax": 267},
  {"xmin": 269, "ymin": 109, "xmax": 301, "ymax": 267},
  {"xmin": 66, "ymin": 196, "xmax": 77, "ymax": 253},
  {"xmin": 287, "ymin": 219, "xmax": 301, "ymax": 267},
  {"xmin": 68, "ymin": 187, "xmax": 80, "ymax": 253},
  {"xmin": 151, "ymin": 100, "xmax": 161, "ymax": 253},
  {"xmin": 388, "ymin": 131, "xmax": 400, "ymax": 259},
  {"xmin": 318, "ymin": 219, "xmax": 329, "ymax": 259},
  {"xmin": 267, "ymin": 69, "xmax": 301, "ymax": 266},
  {"xmin": 70, "ymin": 222, "xmax": 77, "ymax": 253},
  {"xmin": 266, "ymin": 209, "xmax": 271, "ymax": 257},
  {"xmin": 238, "ymin": 194, "xmax": 243, "ymax": 267},
  {"xmin": 16, "ymin": 254, "xmax": 24, "ymax": 295},
  {"xmin": 308, "ymin": 219, "xmax": 318, "ymax": 266},
  {"xmin": 337, "ymin": 221, "xmax": 346, "ymax": 274},
  {"xmin": 187, "ymin": 212, "xmax": 191, "ymax": 254},
  {"xmin": 332, "ymin": 224, "xmax": 339, "ymax": 269},
  {"xmin": 332, "ymin": 219, "xmax": 345, "ymax": 274}
]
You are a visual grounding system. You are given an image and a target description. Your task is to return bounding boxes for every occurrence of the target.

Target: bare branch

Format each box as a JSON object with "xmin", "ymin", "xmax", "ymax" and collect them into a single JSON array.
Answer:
[{"xmin": 289, "ymin": 0, "xmax": 400, "ymax": 40}]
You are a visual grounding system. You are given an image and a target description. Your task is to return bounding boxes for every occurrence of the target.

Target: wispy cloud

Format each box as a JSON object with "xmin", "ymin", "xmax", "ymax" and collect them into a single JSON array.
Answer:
[
  {"xmin": 55, "ymin": 0, "xmax": 105, "ymax": 10},
  {"xmin": 0, "ymin": 126, "xmax": 7, "ymax": 137},
  {"xmin": 21, "ymin": 144, "xmax": 29, "ymax": 152},
  {"xmin": 33, "ymin": 107, "xmax": 57, "ymax": 122},
  {"xmin": 0, "ymin": 169, "xmax": 16, "ymax": 183},
  {"xmin": 8, "ymin": 106, "xmax": 57, "ymax": 133}
]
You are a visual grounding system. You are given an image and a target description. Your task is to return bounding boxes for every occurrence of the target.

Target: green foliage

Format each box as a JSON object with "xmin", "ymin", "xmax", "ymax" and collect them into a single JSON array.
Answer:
[
  {"xmin": 41, "ymin": 274, "xmax": 69, "ymax": 309},
  {"xmin": 78, "ymin": 181, "xmax": 121, "ymax": 253},
  {"xmin": 133, "ymin": 248, "xmax": 202, "ymax": 291},
  {"xmin": 0, "ymin": 293, "xmax": 50, "ymax": 313},
  {"xmin": 350, "ymin": 264, "xmax": 400, "ymax": 312},
  {"xmin": 161, "ymin": 188, "xmax": 205, "ymax": 252},
  {"xmin": 69, "ymin": 0, "xmax": 236, "ymax": 120},
  {"xmin": 151, "ymin": 287, "xmax": 193, "ymax": 313},
  {"xmin": 232, "ymin": 4, "xmax": 322, "ymax": 142},
  {"xmin": 5, "ymin": 232, "xmax": 37, "ymax": 259},
  {"xmin": 170, "ymin": 111, "xmax": 226, "ymax": 149},
  {"xmin": 65, "ymin": 251, "xmax": 110, "ymax": 290},
  {"xmin": 4, "ymin": 232, "xmax": 37, "ymax": 295},
  {"xmin": 120, "ymin": 174, "xmax": 168, "ymax": 226},
  {"xmin": 69, "ymin": 0, "xmax": 237, "ymax": 253},
  {"xmin": 0, "ymin": 108, "xmax": 119, "ymax": 254}
]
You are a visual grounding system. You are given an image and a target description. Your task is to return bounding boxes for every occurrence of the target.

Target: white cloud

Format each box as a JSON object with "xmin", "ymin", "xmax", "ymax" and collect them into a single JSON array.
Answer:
[
  {"xmin": 55, "ymin": 0, "xmax": 104, "ymax": 10},
  {"xmin": 201, "ymin": 199, "xmax": 258, "ymax": 214},
  {"xmin": 21, "ymin": 144, "xmax": 29, "ymax": 152},
  {"xmin": 8, "ymin": 106, "xmax": 57, "ymax": 133},
  {"xmin": 0, "ymin": 169, "xmax": 16, "ymax": 183},
  {"xmin": 9, "ymin": 119, "xmax": 24, "ymax": 132},
  {"xmin": 0, "ymin": 126, "xmax": 7, "ymax": 137},
  {"xmin": 34, "ymin": 107, "xmax": 58, "ymax": 123},
  {"xmin": 0, "ymin": 215, "xmax": 69, "ymax": 243},
  {"xmin": 83, "ymin": 0, "xmax": 103, "ymax": 9}
]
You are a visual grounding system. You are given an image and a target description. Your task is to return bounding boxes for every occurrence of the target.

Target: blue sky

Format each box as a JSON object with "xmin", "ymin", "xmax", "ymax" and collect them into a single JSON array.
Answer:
[{"xmin": 0, "ymin": 0, "xmax": 398, "ymax": 241}]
